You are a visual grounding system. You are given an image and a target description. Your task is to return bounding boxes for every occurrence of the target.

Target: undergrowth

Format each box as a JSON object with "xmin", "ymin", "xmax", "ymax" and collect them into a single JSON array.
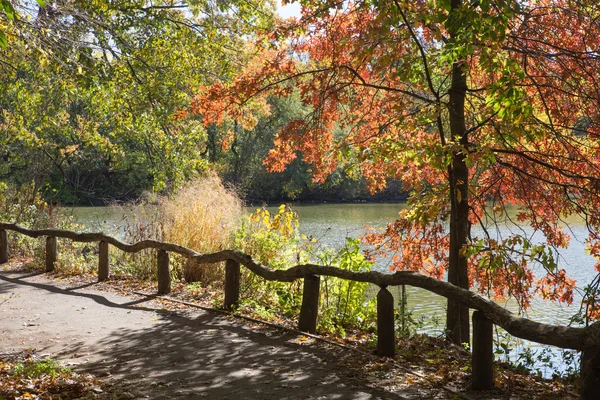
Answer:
[
  {"xmin": 0, "ymin": 182, "xmax": 89, "ymax": 272},
  {"xmin": 232, "ymin": 204, "xmax": 378, "ymax": 336},
  {"xmin": 0, "ymin": 357, "xmax": 108, "ymax": 399}
]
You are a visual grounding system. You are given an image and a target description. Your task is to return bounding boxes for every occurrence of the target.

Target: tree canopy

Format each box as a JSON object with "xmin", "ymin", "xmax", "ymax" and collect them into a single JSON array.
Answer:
[
  {"xmin": 1, "ymin": 0, "xmax": 379, "ymax": 203},
  {"xmin": 0, "ymin": 0, "xmax": 278, "ymax": 203},
  {"xmin": 193, "ymin": 0, "xmax": 600, "ymax": 343}
]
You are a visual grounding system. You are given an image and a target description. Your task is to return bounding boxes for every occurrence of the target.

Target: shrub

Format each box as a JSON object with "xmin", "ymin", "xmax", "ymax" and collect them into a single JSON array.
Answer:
[
  {"xmin": 234, "ymin": 206, "xmax": 377, "ymax": 334},
  {"xmin": 0, "ymin": 181, "xmax": 83, "ymax": 266},
  {"xmin": 233, "ymin": 205, "xmax": 305, "ymax": 318},
  {"xmin": 317, "ymin": 238, "xmax": 377, "ymax": 335}
]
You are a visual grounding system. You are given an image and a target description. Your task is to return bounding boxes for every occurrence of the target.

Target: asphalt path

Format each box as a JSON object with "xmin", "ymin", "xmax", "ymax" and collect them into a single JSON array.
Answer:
[{"xmin": 0, "ymin": 270, "xmax": 441, "ymax": 400}]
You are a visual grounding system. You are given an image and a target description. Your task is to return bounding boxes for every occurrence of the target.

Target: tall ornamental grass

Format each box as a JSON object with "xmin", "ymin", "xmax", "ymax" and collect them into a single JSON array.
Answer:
[
  {"xmin": 161, "ymin": 175, "xmax": 242, "ymax": 283},
  {"xmin": 114, "ymin": 175, "xmax": 242, "ymax": 283}
]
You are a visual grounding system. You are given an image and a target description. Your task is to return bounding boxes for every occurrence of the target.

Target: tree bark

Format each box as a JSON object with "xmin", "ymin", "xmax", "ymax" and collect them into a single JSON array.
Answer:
[
  {"xmin": 472, "ymin": 311, "xmax": 494, "ymax": 390},
  {"xmin": 446, "ymin": 0, "xmax": 471, "ymax": 346},
  {"xmin": 298, "ymin": 274, "xmax": 320, "ymax": 333},
  {"xmin": 377, "ymin": 286, "xmax": 396, "ymax": 357},
  {"xmin": 581, "ymin": 344, "xmax": 600, "ymax": 399},
  {"xmin": 45, "ymin": 236, "xmax": 57, "ymax": 272},
  {"xmin": 224, "ymin": 259, "xmax": 240, "ymax": 310},
  {"xmin": 157, "ymin": 249, "xmax": 171, "ymax": 295}
]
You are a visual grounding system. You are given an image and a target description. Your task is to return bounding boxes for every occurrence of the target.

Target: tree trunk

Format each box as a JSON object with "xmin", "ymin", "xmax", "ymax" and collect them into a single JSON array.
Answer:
[
  {"xmin": 446, "ymin": 0, "xmax": 471, "ymax": 346},
  {"xmin": 581, "ymin": 325, "xmax": 600, "ymax": 399}
]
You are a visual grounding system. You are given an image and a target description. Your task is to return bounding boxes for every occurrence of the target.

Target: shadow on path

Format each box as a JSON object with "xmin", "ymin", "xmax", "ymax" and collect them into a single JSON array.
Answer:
[
  {"xmin": 0, "ymin": 270, "xmax": 422, "ymax": 400},
  {"xmin": 79, "ymin": 312, "xmax": 409, "ymax": 400},
  {"xmin": 0, "ymin": 271, "xmax": 163, "ymax": 313}
]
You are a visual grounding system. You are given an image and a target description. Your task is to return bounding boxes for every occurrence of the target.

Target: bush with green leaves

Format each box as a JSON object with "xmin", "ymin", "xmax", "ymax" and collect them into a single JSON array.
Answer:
[
  {"xmin": 316, "ymin": 238, "xmax": 377, "ymax": 336},
  {"xmin": 233, "ymin": 206, "xmax": 377, "ymax": 335},
  {"xmin": 0, "ymin": 181, "xmax": 84, "ymax": 266},
  {"xmin": 233, "ymin": 205, "xmax": 305, "ymax": 319}
]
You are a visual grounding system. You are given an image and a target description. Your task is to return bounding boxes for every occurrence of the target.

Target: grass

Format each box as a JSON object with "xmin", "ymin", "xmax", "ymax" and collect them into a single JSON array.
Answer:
[
  {"xmin": 160, "ymin": 175, "xmax": 242, "ymax": 284},
  {"xmin": 10, "ymin": 359, "xmax": 68, "ymax": 380},
  {"xmin": 0, "ymin": 357, "xmax": 109, "ymax": 400},
  {"xmin": 106, "ymin": 175, "xmax": 243, "ymax": 284}
]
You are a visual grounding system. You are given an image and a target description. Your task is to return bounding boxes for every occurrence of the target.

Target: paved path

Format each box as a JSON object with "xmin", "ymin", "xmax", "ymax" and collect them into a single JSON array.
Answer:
[{"xmin": 0, "ymin": 271, "xmax": 439, "ymax": 400}]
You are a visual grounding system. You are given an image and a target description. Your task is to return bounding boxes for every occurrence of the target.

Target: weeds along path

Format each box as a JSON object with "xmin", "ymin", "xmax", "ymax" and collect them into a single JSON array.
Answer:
[{"xmin": 0, "ymin": 270, "xmax": 443, "ymax": 400}]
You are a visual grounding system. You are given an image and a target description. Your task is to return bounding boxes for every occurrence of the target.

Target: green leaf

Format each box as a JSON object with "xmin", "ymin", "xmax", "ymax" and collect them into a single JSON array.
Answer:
[
  {"xmin": 36, "ymin": 0, "xmax": 46, "ymax": 7},
  {"xmin": 0, "ymin": 31, "xmax": 7, "ymax": 49},
  {"xmin": 2, "ymin": 1, "xmax": 15, "ymax": 20}
]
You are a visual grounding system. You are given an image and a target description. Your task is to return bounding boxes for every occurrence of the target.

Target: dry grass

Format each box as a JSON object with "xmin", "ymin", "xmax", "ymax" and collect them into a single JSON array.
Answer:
[
  {"xmin": 109, "ymin": 175, "xmax": 242, "ymax": 284},
  {"xmin": 160, "ymin": 175, "xmax": 243, "ymax": 284}
]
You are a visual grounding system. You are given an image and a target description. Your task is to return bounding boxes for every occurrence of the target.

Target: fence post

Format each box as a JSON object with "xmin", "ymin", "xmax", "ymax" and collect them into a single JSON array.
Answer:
[
  {"xmin": 157, "ymin": 249, "xmax": 171, "ymax": 295},
  {"xmin": 298, "ymin": 274, "xmax": 320, "ymax": 333},
  {"xmin": 377, "ymin": 286, "xmax": 395, "ymax": 357},
  {"xmin": 98, "ymin": 241, "xmax": 109, "ymax": 282},
  {"xmin": 224, "ymin": 259, "xmax": 240, "ymax": 310},
  {"xmin": 0, "ymin": 229, "xmax": 7, "ymax": 264},
  {"xmin": 45, "ymin": 236, "xmax": 57, "ymax": 272},
  {"xmin": 472, "ymin": 310, "xmax": 494, "ymax": 390}
]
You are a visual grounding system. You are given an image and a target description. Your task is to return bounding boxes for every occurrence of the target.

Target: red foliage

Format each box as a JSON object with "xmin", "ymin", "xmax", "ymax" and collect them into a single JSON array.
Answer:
[{"xmin": 189, "ymin": 0, "xmax": 600, "ymax": 318}]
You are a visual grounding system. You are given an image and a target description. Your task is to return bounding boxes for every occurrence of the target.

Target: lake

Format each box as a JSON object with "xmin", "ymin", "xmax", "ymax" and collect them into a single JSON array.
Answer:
[{"xmin": 66, "ymin": 203, "xmax": 592, "ymax": 374}]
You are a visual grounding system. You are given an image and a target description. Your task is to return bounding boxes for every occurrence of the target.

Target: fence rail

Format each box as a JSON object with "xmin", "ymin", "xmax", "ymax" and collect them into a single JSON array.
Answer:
[{"xmin": 1, "ymin": 222, "xmax": 599, "ymax": 396}]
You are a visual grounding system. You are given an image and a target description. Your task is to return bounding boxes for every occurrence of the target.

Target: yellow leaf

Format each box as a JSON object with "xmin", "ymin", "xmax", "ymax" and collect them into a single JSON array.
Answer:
[{"xmin": 296, "ymin": 336, "xmax": 308, "ymax": 343}]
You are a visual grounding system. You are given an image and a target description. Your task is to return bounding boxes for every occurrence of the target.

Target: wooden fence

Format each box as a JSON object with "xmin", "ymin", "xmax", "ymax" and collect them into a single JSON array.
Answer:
[{"xmin": 1, "ymin": 222, "xmax": 599, "ymax": 397}]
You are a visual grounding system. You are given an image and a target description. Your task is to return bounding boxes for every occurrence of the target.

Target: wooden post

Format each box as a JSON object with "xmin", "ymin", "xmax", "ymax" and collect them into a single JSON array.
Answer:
[
  {"xmin": 377, "ymin": 286, "xmax": 395, "ymax": 357},
  {"xmin": 472, "ymin": 310, "xmax": 494, "ymax": 390},
  {"xmin": 0, "ymin": 229, "xmax": 7, "ymax": 264},
  {"xmin": 298, "ymin": 274, "xmax": 320, "ymax": 333},
  {"xmin": 157, "ymin": 249, "xmax": 171, "ymax": 295},
  {"xmin": 45, "ymin": 236, "xmax": 57, "ymax": 272},
  {"xmin": 224, "ymin": 259, "xmax": 240, "ymax": 310},
  {"xmin": 98, "ymin": 241, "xmax": 109, "ymax": 282}
]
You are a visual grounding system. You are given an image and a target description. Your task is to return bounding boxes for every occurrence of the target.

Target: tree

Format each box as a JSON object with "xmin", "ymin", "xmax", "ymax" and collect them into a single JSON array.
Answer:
[
  {"xmin": 193, "ymin": 0, "xmax": 600, "ymax": 344},
  {"xmin": 205, "ymin": 93, "xmax": 389, "ymax": 202},
  {"xmin": 0, "ymin": 0, "xmax": 276, "ymax": 203}
]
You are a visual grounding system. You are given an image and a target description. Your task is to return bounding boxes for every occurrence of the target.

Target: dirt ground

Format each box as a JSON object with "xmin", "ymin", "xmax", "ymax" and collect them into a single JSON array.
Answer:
[{"xmin": 0, "ymin": 270, "xmax": 458, "ymax": 400}]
